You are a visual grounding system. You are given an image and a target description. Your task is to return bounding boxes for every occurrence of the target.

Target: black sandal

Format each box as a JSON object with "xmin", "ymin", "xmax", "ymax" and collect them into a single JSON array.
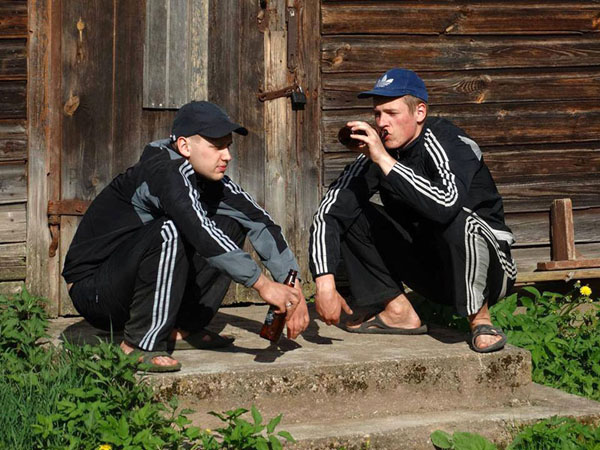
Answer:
[
  {"xmin": 470, "ymin": 324, "xmax": 507, "ymax": 353},
  {"xmin": 129, "ymin": 349, "xmax": 182, "ymax": 372}
]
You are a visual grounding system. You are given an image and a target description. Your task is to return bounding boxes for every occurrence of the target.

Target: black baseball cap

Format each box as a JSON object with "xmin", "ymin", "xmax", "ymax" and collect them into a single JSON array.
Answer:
[{"xmin": 170, "ymin": 101, "xmax": 248, "ymax": 141}]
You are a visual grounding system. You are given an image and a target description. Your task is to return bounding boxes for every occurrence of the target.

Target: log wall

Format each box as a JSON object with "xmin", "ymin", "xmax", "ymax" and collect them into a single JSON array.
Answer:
[
  {"xmin": 0, "ymin": 0, "xmax": 27, "ymax": 294},
  {"xmin": 24, "ymin": 0, "xmax": 320, "ymax": 314},
  {"xmin": 320, "ymin": 0, "xmax": 600, "ymax": 274}
]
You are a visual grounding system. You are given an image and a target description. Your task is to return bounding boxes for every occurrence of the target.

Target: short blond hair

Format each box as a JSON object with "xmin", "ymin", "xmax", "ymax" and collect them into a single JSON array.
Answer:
[{"xmin": 402, "ymin": 95, "xmax": 427, "ymax": 116}]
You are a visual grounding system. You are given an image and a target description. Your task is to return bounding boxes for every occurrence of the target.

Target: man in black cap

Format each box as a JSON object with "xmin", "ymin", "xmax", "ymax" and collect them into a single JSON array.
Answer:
[
  {"xmin": 309, "ymin": 69, "xmax": 516, "ymax": 352},
  {"xmin": 64, "ymin": 101, "xmax": 308, "ymax": 371}
]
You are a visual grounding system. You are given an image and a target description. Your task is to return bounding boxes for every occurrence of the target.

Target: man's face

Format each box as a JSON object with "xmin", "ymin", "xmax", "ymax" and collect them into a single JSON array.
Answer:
[
  {"xmin": 180, "ymin": 134, "xmax": 233, "ymax": 181},
  {"xmin": 373, "ymin": 97, "xmax": 425, "ymax": 150}
]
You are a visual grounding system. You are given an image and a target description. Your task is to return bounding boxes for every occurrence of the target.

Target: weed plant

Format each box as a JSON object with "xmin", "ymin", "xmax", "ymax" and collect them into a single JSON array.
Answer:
[
  {"xmin": 417, "ymin": 282, "xmax": 600, "ymax": 402},
  {"xmin": 427, "ymin": 282, "xmax": 600, "ymax": 449},
  {"xmin": 0, "ymin": 289, "xmax": 293, "ymax": 449},
  {"xmin": 492, "ymin": 283, "xmax": 600, "ymax": 402}
]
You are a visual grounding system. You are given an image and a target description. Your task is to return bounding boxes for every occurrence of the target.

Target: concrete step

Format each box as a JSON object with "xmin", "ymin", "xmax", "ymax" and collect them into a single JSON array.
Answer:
[
  {"xmin": 280, "ymin": 384, "xmax": 600, "ymax": 449},
  {"xmin": 50, "ymin": 305, "xmax": 532, "ymax": 413},
  {"xmin": 48, "ymin": 305, "xmax": 600, "ymax": 448}
]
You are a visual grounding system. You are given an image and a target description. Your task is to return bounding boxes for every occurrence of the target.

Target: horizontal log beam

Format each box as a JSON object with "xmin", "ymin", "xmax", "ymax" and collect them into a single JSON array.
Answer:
[
  {"xmin": 321, "ymin": 102, "xmax": 600, "ymax": 150},
  {"xmin": 513, "ymin": 242, "xmax": 600, "ymax": 274},
  {"xmin": 0, "ymin": 281, "xmax": 23, "ymax": 295},
  {"xmin": 322, "ymin": 2, "xmax": 600, "ymax": 35},
  {"xmin": 323, "ymin": 147, "xmax": 600, "ymax": 186},
  {"xmin": 0, "ymin": 80, "xmax": 26, "ymax": 118},
  {"xmin": 322, "ymin": 68, "xmax": 600, "ymax": 109},
  {"xmin": 498, "ymin": 180, "xmax": 600, "ymax": 213},
  {"xmin": 0, "ymin": 162, "xmax": 26, "ymax": 204},
  {"xmin": 0, "ymin": 242, "xmax": 25, "ymax": 281},
  {"xmin": 322, "ymin": 35, "xmax": 600, "ymax": 73},
  {"xmin": 507, "ymin": 208, "xmax": 600, "ymax": 247},
  {"xmin": 0, "ymin": 1, "xmax": 28, "ymax": 38},
  {"xmin": 0, "ymin": 119, "xmax": 26, "ymax": 161},
  {"xmin": 0, "ymin": 202, "xmax": 25, "ymax": 242},
  {"xmin": 0, "ymin": 39, "xmax": 26, "ymax": 80}
]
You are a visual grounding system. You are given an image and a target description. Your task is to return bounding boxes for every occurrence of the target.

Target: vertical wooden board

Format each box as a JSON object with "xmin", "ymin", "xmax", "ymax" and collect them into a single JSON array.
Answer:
[
  {"xmin": 61, "ymin": 0, "xmax": 114, "ymax": 201},
  {"xmin": 59, "ymin": 215, "xmax": 79, "ymax": 315},
  {"xmin": 551, "ymin": 198, "xmax": 576, "ymax": 261},
  {"xmin": 0, "ymin": 119, "xmax": 26, "ymax": 161},
  {"xmin": 208, "ymin": 0, "xmax": 240, "ymax": 180},
  {"xmin": 189, "ymin": 0, "xmax": 209, "ymax": 102},
  {"xmin": 237, "ymin": 0, "xmax": 265, "ymax": 207},
  {"xmin": 166, "ymin": 0, "xmax": 189, "ymax": 107},
  {"xmin": 112, "ymin": 0, "xmax": 144, "ymax": 173},
  {"xmin": 264, "ymin": 30, "xmax": 291, "ymax": 238},
  {"xmin": 295, "ymin": 0, "xmax": 321, "ymax": 283},
  {"xmin": 27, "ymin": 0, "xmax": 60, "ymax": 315},
  {"xmin": 141, "ymin": 109, "xmax": 176, "ymax": 147},
  {"xmin": 0, "ymin": 162, "xmax": 26, "ymax": 204},
  {"xmin": 143, "ymin": 0, "xmax": 168, "ymax": 108},
  {"xmin": 0, "ymin": 202, "xmax": 25, "ymax": 242}
]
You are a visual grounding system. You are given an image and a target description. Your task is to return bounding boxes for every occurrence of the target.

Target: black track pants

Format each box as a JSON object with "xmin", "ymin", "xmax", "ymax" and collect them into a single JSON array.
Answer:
[
  {"xmin": 69, "ymin": 215, "xmax": 246, "ymax": 351},
  {"xmin": 339, "ymin": 204, "xmax": 516, "ymax": 317}
]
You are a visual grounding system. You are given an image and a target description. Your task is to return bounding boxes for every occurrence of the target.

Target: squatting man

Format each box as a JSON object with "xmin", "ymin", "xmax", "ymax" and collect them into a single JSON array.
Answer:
[
  {"xmin": 63, "ymin": 101, "xmax": 310, "ymax": 372},
  {"xmin": 309, "ymin": 68, "xmax": 516, "ymax": 352}
]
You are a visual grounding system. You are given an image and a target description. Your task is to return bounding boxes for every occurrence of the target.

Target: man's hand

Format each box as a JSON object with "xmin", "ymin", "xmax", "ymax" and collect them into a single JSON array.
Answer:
[
  {"xmin": 346, "ymin": 120, "xmax": 396, "ymax": 175},
  {"xmin": 315, "ymin": 274, "xmax": 353, "ymax": 325},
  {"xmin": 252, "ymin": 274, "xmax": 306, "ymax": 335},
  {"xmin": 286, "ymin": 279, "xmax": 309, "ymax": 339}
]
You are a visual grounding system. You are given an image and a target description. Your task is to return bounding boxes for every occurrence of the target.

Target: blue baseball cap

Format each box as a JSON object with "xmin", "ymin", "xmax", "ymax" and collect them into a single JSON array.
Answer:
[{"xmin": 358, "ymin": 68, "xmax": 428, "ymax": 102}]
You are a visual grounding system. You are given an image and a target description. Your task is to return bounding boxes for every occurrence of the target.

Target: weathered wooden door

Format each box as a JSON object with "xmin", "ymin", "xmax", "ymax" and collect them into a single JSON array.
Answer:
[{"xmin": 28, "ymin": 0, "xmax": 320, "ymax": 316}]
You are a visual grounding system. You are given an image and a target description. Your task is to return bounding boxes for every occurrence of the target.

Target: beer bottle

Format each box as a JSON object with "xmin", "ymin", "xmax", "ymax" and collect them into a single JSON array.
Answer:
[
  {"xmin": 338, "ymin": 125, "xmax": 366, "ymax": 149},
  {"xmin": 259, "ymin": 269, "xmax": 298, "ymax": 342}
]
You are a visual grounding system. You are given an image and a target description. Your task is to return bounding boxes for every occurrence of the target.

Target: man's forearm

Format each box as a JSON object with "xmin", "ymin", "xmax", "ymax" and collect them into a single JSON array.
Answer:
[
  {"xmin": 369, "ymin": 150, "xmax": 396, "ymax": 176},
  {"xmin": 316, "ymin": 273, "xmax": 336, "ymax": 293}
]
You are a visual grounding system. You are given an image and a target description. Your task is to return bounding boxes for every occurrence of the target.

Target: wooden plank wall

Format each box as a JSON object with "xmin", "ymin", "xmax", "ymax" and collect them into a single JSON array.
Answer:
[
  {"xmin": 55, "ymin": 0, "xmax": 175, "ymax": 315},
  {"xmin": 208, "ymin": 0, "xmax": 321, "ymax": 300},
  {"xmin": 321, "ymin": 1, "xmax": 600, "ymax": 275},
  {"xmin": 0, "ymin": 0, "xmax": 27, "ymax": 294},
  {"xmin": 24, "ymin": 0, "xmax": 319, "ymax": 313}
]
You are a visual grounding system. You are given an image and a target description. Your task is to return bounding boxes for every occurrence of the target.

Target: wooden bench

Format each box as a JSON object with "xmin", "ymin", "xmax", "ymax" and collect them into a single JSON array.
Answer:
[{"xmin": 516, "ymin": 199, "xmax": 600, "ymax": 284}]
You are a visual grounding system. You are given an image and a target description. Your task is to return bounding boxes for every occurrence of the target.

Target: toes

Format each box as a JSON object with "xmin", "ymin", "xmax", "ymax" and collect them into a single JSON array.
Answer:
[{"xmin": 476, "ymin": 334, "xmax": 502, "ymax": 349}]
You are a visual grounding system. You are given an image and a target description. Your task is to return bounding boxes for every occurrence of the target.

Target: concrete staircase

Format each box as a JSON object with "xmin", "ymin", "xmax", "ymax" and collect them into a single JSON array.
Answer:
[{"xmin": 50, "ymin": 305, "xmax": 600, "ymax": 449}]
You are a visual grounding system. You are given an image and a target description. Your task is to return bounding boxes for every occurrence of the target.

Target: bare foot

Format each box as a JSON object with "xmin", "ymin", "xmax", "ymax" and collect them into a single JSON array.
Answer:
[
  {"xmin": 469, "ymin": 303, "xmax": 502, "ymax": 350},
  {"xmin": 347, "ymin": 293, "xmax": 422, "ymax": 330},
  {"xmin": 169, "ymin": 328, "xmax": 233, "ymax": 345},
  {"xmin": 120, "ymin": 341, "xmax": 180, "ymax": 368},
  {"xmin": 170, "ymin": 329, "xmax": 190, "ymax": 341}
]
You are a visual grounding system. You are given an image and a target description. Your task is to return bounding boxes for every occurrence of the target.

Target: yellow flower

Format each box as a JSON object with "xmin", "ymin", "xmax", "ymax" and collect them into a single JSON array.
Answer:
[
  {"xmin": 205, "ymin": 428, "xmax": 212, "ymax": 434},
  {"xmin": 98, "ymin": 445, "xmax": 112, "ymax": 450},
  {"xmin": 580, "ymin": 286, "xmax": 592, "ymax": 297}
]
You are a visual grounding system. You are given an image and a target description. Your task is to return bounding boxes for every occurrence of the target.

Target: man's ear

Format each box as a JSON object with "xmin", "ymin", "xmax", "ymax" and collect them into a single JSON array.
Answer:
[
  {"xmin": 416, "ymin": 103, "xmax": 427, "ymax": 124},
  {"xmin": 177, "ymin": 136, "xmax": 191, "ymax": 158}
]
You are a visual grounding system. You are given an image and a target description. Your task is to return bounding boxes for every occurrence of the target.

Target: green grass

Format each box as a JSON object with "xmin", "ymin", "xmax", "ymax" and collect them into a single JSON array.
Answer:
[{"xmin": 0, "ymin": 288, "xmax": 293, "ymax": 449}]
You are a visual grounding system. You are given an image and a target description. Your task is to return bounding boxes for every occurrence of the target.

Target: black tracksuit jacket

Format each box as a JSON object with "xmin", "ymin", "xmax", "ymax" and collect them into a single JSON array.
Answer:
[
  {"xmin": 309, "ymin": 116, "xmax": 514, "ymax": 279},
  {"xmin": 63, "ymin": 139, "xmax": 299, "ymax": 286}
]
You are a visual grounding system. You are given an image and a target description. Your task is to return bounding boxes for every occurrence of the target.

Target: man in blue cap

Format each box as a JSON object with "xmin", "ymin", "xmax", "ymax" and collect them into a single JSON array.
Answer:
[
  {"xmin": 64, "ymin": 101, "xmax": 309, "ymax": 371},
  {"xmin": 309, "ymin": 69, "xmax": 516, "ymax": 352}
]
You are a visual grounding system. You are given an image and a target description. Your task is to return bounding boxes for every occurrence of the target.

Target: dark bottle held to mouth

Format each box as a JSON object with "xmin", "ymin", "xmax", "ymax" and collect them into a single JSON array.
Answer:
[
  {"xmin": 338, "ymin": 126, "xmax": 388, "ymax": 150},
  {"xmin": 259, "ymin": 269, "xmax": 298, "ymax": 343},
  {"xmin": 338, "ymin": 126, "xmax": 366, "ymax": 149}
]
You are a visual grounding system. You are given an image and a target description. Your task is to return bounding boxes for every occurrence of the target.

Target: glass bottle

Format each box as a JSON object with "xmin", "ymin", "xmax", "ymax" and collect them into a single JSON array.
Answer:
[{"xmin": 259, "ymin": 269, "xmax": 298, "ymax": 342}]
